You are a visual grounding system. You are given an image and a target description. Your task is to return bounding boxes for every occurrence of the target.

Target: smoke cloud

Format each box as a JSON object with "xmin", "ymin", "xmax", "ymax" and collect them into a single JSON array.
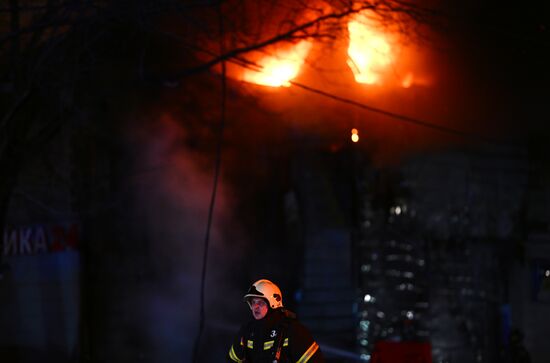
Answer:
[{"xmin": 122, "ymin": 114, "xmax": 249, "ymax": 361}]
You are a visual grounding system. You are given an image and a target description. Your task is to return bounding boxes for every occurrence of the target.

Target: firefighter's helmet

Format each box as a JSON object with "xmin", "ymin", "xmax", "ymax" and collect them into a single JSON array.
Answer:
[{"xmin": 243, "ymin": 279, "xmax": 283, "ymax": 309}]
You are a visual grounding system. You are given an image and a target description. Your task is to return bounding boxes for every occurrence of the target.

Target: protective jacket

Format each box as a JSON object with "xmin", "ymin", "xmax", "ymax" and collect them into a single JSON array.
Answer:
[{"xmin": 228, "ymin": 308, "xmax": 324, "ymax": 363}]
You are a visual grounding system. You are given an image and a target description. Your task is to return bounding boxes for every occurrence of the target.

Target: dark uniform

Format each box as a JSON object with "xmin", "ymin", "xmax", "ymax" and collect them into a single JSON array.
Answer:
[{"xmin": 228, "ymin": 308, "xmax": 324, "ymax": 363}]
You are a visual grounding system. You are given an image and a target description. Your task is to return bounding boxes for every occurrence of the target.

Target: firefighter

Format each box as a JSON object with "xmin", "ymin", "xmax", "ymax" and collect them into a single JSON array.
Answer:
[{"xmin": 228, "ymin": 279, "xmax": 325, "ymax": 363}]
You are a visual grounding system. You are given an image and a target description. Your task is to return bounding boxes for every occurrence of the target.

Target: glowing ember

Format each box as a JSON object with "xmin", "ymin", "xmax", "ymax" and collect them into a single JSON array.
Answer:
[
  {"xmin": 351, "ymin": 128, "xmax": 359, "ymax": 142},
  {"xmin": 347, "ymin": 13, "xmax": 393, "ymax": 85},
  {"xmin": 242, "ymin": 40, "xmax": 312, "ymax": 87}
]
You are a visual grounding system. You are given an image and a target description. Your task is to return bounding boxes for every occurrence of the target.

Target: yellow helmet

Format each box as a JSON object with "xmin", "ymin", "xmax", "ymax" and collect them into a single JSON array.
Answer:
[{"xmin": 243, "ymin": 279, "xmax": 283, "ymax": 309}]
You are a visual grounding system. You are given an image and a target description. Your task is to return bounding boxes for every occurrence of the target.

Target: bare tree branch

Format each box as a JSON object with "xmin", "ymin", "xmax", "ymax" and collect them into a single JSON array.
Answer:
[{"xmin": 165, "ymin": 3, "xmax": 380, "ymax": 80}]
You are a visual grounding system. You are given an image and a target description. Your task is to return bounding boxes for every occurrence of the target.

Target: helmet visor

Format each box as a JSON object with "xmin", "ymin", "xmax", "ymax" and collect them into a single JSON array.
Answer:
[{"xmin": 243, "ymin": 284, "xmax": 265, "ymax": 302}]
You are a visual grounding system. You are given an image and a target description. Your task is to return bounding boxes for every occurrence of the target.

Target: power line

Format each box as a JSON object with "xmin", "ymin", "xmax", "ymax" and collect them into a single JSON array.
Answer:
[
  {"xmin": 288, "ymin": 80, "xmax": 504, "ymax": 145},
  {"xmin": 191, "ymin": 3, "xmax": 227, "ymax": 363},
  {"xmin": 181, "ymin": 44, "xmax": 511, "ymax": 146}
]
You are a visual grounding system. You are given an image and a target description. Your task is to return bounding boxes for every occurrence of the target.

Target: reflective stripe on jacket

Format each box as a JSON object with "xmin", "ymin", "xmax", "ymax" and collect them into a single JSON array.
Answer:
[{"xmin": 228, "ymin": 308, "xmax": 324, "ymax": 363}]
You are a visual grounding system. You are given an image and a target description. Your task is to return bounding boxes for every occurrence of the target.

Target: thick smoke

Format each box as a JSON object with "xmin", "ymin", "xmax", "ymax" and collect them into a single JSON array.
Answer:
[{"xmin": 124, "ymin": 115, "xmax": 248, "ymax": 361}]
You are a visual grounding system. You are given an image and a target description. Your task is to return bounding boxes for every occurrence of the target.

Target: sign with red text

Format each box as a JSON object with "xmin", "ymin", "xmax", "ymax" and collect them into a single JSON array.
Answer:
[{"xmin": 2, "ymin": 224, "xmax": 79, "ymax": 256}]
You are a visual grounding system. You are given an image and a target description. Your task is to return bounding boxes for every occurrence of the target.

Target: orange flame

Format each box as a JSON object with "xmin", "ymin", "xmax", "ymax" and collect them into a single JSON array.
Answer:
[
  {"xmin": 401, "ymin": 72, "xmax": 431, "ymax": 88},
  {"xmin": 401, "ymin": 72, "xmax": 414, "ymax": 88},
  {"xmin": 347, "ymin": 13, "xmax": 393, "ymax": 85},
  {"xmin": 241, "ymin": 41, "xmax": 312, "ymax": 87}
]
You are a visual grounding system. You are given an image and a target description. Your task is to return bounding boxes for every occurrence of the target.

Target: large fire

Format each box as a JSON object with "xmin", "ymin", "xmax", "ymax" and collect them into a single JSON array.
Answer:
[
  {"xmin": 347, "ymin": 12, "xmax": 393, "ymax": 85},
  {"xmin": 241, "ymin": 40, "xmax": 312, "ymax": 87},
  {"xmin": 233, "ymin": 10, "xmax": 428, "ymax": 89}
]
